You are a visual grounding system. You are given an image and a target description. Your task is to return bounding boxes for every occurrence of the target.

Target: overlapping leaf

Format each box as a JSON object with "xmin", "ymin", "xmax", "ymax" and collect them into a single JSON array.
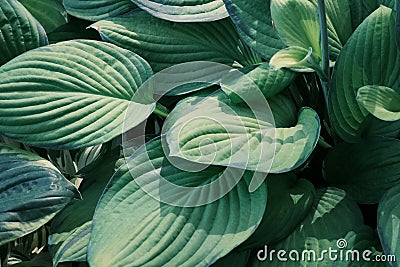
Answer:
[
  {"xmin": 88, "ymin": 138, "xmax": 267, "ymax": 266},
  {"xmin": 165, "ymin": 92, "xmax": 320, "ymax": 173},
  {"xmin": 0, "ymin": 0, "xmax": 48, "ymax": 65},
  {"xmin": 329, "ymin": 6, "xmax": 400, "ymax": 141},
  {"xmin": 0, "ymin": 40, "xmax": 153, "ymax": 149},
  {"xmin": 18, "ymin": 0, "xmax": 68, "ymax": 33},
  {"xmin": 222, "ymin": 0, "xmax": 285, "ymax": 59},
  {"xmin": 0, "ymin": 144, "xmax": 79, "ymax": 246},
  {"xmin": 63, "ymin": 0, "xmax": 136, "ymax": 21},
  {"xmin": 90, "ymin": 11, "xmax": 260, "ymax": 72},
  {"xmin": 131, "ymin": 0, "xmax": 228, "ymax": 22}
]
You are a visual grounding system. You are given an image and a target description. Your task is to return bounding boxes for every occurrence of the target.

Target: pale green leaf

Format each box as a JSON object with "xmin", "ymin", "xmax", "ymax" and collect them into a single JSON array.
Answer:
[
  {"xmin": 131, "ymin": 0, "xmax": 228, "ymax": 22},
  {"xmin": 270, "ymin": 46, "xmax": 321, "ymax": 73},
  {"xmin": 357, "ymin": 85, "xmax": 400, "ymax": 121},
  {"xmin": 329, "ymin": 6, "xmax": 400, "ymax": 141},
  {"xmin": 0, "ymin": 144, "xmax": 79, "ymax": 246},
  {"xmin": 90, "ymin": 11, "xmax": 261, "ymax": 72},
  {"xmin": 88, "ymin": 138, "xmax": 267, "ymax": 266},
  {"xmin": 0, "ymin": 0, "xmax": 48, "ymax": 65},
  {"xmin": 0, "ymin": 40, "xmax": 153, "ymax": 149}
]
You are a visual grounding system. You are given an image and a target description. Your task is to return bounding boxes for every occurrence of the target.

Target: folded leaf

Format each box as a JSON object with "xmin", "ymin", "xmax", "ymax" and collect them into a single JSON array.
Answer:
[
  {"xmin": 63, "ymin": 0, "xmax": 136, "ymax": 21},
  {"xmin": 131, "ymin": 0, "xmax": 228, "ymax": 22},
  {"xmin": 357, "ymin": 85, "xmax": 400, "ymax": 121},
  {"xmin": 0, "ymin": 0, "xmax": 48, "ymax": 65},
  {"xmin": 90, "ymin": 11, "xmax": 260, "ymax": 72},
  {"xmin": 0, "ymin": 40, "xmax": 153, "ymax": 149},
  {"xmin": 0, "ymin": 143, "xmax": 79, "ymax": 246},
  {"xmin": 270, "ymin": 46, "xmax": 321, "ymax": 73},
  {"xmin": 88, "ymin": 138, "xmax": 267, "ymax": 266}
]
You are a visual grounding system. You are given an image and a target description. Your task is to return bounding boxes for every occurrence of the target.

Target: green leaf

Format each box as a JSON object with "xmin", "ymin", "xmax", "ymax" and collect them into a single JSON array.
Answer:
[
  {"xmin": 378, "ymin": 182, "xmax": 400, "ymax": 264},
  {"xmin": 63, "ymin": 0, "xmax": 137, "ymax": 21},
  {"xmin": 88, "ymin": 138, "xmax": 267, "ymax": 266},
  {"xmin": 357, "ymin": 85, "xmax": 400, "ymax": 121},
  {"xmin": 221, "ymin": 62, "xmax": 296, "ymax": 103},
  {"xmin": 131, "ymin": 0, "xmax": 228, "ymax": 22},
  {"xmin": 222, "ymin": 0, "xmax": 286, "ymax": 59},
  {"xmin": 48, "ymin": 152, "xmax": 119, "ymax": 266},
  {"xmin": 0, "ymin": 40, "xmax": 153, "ymax": 149},
  {"xmin": 90, "ymin": 11, "xmax": 260, "ymax": 72},
  {"xmin": 329, "ymin": 6, "xmax": 400, "ymax": 142},
  {"xmin": 270, "ymin": 46, "xmax": 322, "ymax": 73},
  {"xmin": 211, "ymin": 249, "xmax": 250, "ymax": 267},
  {"xmin": 248, "ymin": 188, "xmax": 364, "ymax": 266},
  {"xmin": 0, "ymin": 0, "xmax": 48, "ymax": 65},
  {"xmin": 268, "ymin": 94, "xmax": 298, "ymax": 128},
  {"xmin": 239, "ymin": 173, "xmax": 315, "ymax": 249},
  {"xmin": 0, "ymin": 143, "xmax": 79, "ymax": 246},
  {"xmin": 324, "ymin": 137, "xmax": 400, "ymax": 204},
  {"xmin": 18, "ymin": 0, "xmax": 68, "ymax": 33},
  {"xmin": 165, "ymin": 92, "xmax": 320, "ymax": 173}
]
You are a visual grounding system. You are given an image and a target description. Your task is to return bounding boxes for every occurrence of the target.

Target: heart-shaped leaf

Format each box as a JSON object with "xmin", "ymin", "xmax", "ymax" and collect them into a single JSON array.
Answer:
[
  {"xmin": 48, "ymin": 152, "xmax": 119, "ymax": 266},
  {"xmin": 165, "ymin": 92, "xmax": 320, "ymax": 173},
  {"xmin": 90, "ymin": 11, "xmax": 260, "ymax": 72},
  {"xmin": 131, "ymin": 0, "xmax": 228, "ymax": 22},
  {"xmin": 0, "ymin": 0, "xmax": 48, "ymax": 65},
  {"xmin": 18, "ymin": 0, "xmax": 68, "ymax": 33},
  {"xmin": 378, "ymin": 182, "xmax": 400, "ymax": 263},
  {"xmin": 357, "ymin": 85, "xmax": 400, "ymax": 122},
  {"xmin": 88, "ymin": 138, "xmax": 267, "ymax": 266},
  {"xmin": 63, "ymin": 0, "xmax": 137, "ymax": 21},
  {"xmin": 0, "ymin": 40, "xmax": 153, "ymax": 149},
  {"xmin": 329, "ymin": 6, "xmax": 400, "ymax": 142},
  {"xmin": 222, "ymin": 0, "xmax": 285, "ymax": 59},
  {"xmin": 0, "ymin": 143, "xmax": 79, "ymax": 246},
  {"xmin": 324, "ymin": 137, "xmax": 400, "ymax": 204}
]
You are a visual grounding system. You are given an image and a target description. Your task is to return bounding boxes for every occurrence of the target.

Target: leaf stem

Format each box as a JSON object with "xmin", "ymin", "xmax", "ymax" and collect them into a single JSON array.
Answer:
[
  {"xmin": 154, "ymin": 103, "xmax": 170, "ymax": 118},
  {"xmin": 317, "ymin": 0, "xmax": 330, "ymax": 105}
]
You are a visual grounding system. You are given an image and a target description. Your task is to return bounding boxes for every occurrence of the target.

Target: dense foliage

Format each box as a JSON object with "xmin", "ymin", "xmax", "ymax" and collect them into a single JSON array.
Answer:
[{"xmin": 0, "ymin": 0, "xmax": 399, "ymax": 266}]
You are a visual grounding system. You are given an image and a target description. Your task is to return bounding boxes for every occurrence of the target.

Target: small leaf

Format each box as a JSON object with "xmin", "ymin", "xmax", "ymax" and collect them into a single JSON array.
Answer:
[
  {"xmin": 131, "ymin": 0, "xmax": 228, "ymax": 22},
  {"xmin": 90, "ymin": 11, "xmax": 260, "ymax": 72},
  {"xmin": 222, "ymin": 0, "xmax": 286, "ymax": 59},
  {"xmin": 88, "ymin": 138, "xmax": 267, "ymax": 266},
  {"xmin": 18, "ymin": 0, "xmax": 68, "ymax": 33},
  {"xmin": 0, "ymin": 40, "xmax": 153, "ymax": 149},
  {"xmin": 63, "ymin": 0, "xmax": 137, "ymax": 21},
  {"xmin": 378, "ymin": 183, "xmax": 400, "ymax": 264},
  {"xmin": 0, "ymin": 0, "xmax": 48, "ymax": 65},
  {"xmin": 270, "ymin": 46, "xmax": 322, "ymax": 73},
  {"xmin": 0, "ymin": 143, "xmax": 79, "ymax": 246},
  {"xmin": 357, "ymin": 85, "xmax": 400, "ymax": 121}
]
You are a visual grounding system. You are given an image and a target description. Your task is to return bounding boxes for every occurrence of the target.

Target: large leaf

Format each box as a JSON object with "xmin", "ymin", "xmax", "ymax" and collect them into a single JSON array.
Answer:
[
  {"xmin": 18, "ymin": 0, "xmax": 68, "ymax": 33},
  {"xmin": 0, "ymin": 40, "xmax": 153, "ymax": 149},
  {"xmin": 357, "ymin": 85, "xmax": 400, "ymax": 122},
  {"xmin": 0, "ymin": 143, "xmax": 79, "ymax": 246},
  {"xmin": 131, "ymin": 0, "xmax": 228, "ymax": 22},
  {"xmin": 378, "ymin": 183, "xmax": 400, "ymax": 265},
  {"xmin": 90, "ymin": 11, "xmax": 260, "ymax": 72},
  {"xmin": 48, "ymin": 151, "xmax": 119, "ymax": 266},
  {"xmin": 63, "ymin": 0, "xmax": 137, "ymax": 21},
  {"xmin": 324, "ymin": 137, "xmax": 400, "ymax": 204},
  {"xmin": 0, "ymin": 0, "xmax": 48, "ymax": 65},
  {"xmin": 211, "ymin": 249, "xmax": 250, "ymax": 267},
  {"xmin": 222, "ymin": 0, "xmax": 285, "ymax": 59},
  {"xmin": 165, "ymin": 92, "xmax": 320, "ymax": 174},
  {"xmin": 329, "ymin": 6, "xmax": 400, "ymax": 142},
  {"xmin": 88, "ymin": 138, "xmax": 267, "ymax": 266},
  {"xmin": 239, "ymin": 173, "xmax": 315, "ymax": 249},
  {"xmin": 249, "ymin": 188, "xmax": 364, "ymax": 266}
]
